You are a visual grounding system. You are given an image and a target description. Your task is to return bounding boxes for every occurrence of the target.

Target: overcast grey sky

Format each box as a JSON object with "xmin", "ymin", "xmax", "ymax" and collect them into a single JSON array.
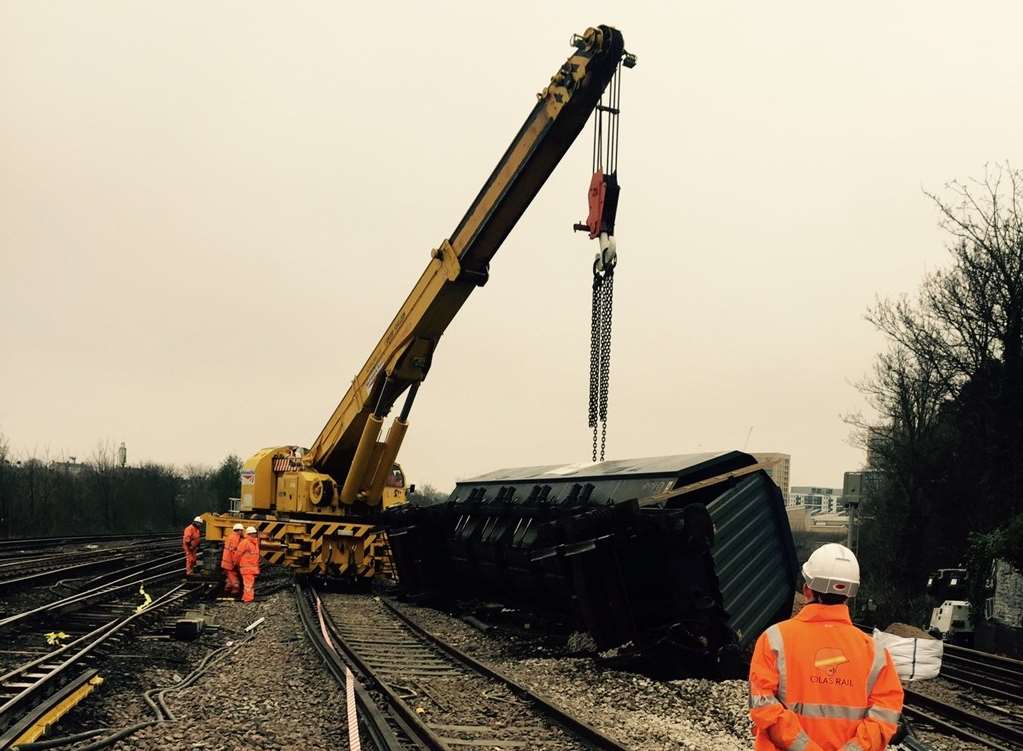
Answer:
[{"xmin": 2, "ymin": 2, "xmax": 1021, "ymax": 491}]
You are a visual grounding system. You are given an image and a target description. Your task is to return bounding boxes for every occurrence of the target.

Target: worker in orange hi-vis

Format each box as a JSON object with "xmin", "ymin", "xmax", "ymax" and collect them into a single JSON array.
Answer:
[
  {"xmin": 220, "ymin": 522, "xmax": 244, "ymax": 598},
  {"xmin": 235, "ymin": 526, "xmax": 261, "ymax": 603},
  {"xmin": 749, "ymin": 543, "xmax": 904, "ymax": 751},
  {"xmin": 181, "ymin": 517, "xmax": 202, "ymax": 576}
]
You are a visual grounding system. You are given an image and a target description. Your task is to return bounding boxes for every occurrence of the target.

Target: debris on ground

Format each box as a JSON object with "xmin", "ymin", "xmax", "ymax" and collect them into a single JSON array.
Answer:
[{"xmin": 885, "ymin": 622, "xmax": 936, "ymax": 639}]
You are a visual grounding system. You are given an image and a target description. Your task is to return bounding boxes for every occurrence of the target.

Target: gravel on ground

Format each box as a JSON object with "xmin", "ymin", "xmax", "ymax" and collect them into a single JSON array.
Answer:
[
  {"xmin": 27, "ymin": 574, "xmax": 997, "ymax": 751},
  {"xmin": 391, "ymin": 598, "xmax": 1005, "ymax": 751},
  {"xmin": 101, "ymin": 589, "xmax": 345, "ymax": 751},
  {"xmin": 35, "ymin": 571, "xmax": 342, "ymax": 751},
  {"xmin": 392, "ymin": 599, "xmax": 753, "ymax": 750}
]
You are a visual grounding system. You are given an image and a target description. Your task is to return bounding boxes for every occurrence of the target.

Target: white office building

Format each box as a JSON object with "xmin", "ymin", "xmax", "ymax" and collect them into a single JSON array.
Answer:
[{"xmin": 790, "ymin": 485, "xmax": 843, "ymax": 515}]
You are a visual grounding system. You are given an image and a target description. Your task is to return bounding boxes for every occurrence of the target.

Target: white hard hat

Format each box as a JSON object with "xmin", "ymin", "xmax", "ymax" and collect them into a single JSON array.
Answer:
[
  {"xmin": 245, "ymin": 526, "xmax": 257, "ymax": 534},
  {"xmin": 802, "ymin": 543, "xmax": 860, "ymax": 598},
  {"xmin": 232, "ymin": 523, "xmax": 244, "ymax": 531},
  {"xmin": 193, "ymin": 516, "xmax": 203, "ymax": 523}
]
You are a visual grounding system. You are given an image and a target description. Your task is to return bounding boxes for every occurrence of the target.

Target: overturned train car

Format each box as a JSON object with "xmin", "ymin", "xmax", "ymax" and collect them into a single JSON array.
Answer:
[{"xmin": 384, "ymin": 451, "xmax": 798, "ymax": 671}]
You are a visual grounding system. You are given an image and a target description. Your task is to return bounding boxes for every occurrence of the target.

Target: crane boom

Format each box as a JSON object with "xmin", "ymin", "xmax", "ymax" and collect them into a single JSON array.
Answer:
[{"xmin": 303, "ymin": 26, "xmax": 627, "ymax": 502}]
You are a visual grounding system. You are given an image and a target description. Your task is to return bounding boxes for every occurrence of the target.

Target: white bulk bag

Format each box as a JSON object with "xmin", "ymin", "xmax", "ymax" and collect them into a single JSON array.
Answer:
[{"xmin": 873, "ymin": 628, "xmax": 943, "ymax": 682}]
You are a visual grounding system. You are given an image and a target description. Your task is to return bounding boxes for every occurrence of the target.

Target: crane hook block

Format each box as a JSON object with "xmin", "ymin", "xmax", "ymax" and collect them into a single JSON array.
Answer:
[{"xmin": 574, "ymin": 170, "xmax": 620, "ymax": 240}]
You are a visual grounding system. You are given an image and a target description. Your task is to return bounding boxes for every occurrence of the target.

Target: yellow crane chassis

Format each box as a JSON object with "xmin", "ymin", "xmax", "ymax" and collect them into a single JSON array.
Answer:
[{"xmin": 202, "ymin": 513, "xmax": 394, "ymax": 578}]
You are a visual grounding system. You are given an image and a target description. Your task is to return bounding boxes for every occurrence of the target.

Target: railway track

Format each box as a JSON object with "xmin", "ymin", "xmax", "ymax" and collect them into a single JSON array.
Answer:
[
  {"xmin": 892, "ymin": 641, "xmax": 1023, "ymax": 750},
  {"xmin": 939, "ymin": 643, "xmax": 1023, "ymax": 703},
  {"xmin": 0, "ymin": 541, "xmax": 181, "ymax": 594},
  {"xmin": 0, "ymin": 533, "xmax": 177, "ymax": 557},
  {"xmin": 902, "ymin": 686, "xmax": 1023, "ymax": 751},
  {"xmin": 0, "ymin": 551, "xmax": 187, "ymax": 632},
  {"xmin": 295, "ymin": 585, "xmax": 629, "ymax": 751},
  {"xmin": 850, "ymin": 623, "xmax": 1023, "ymax": 749},
  {"xmin": 902, "ymin": 642, "xmax": 1023, "ymax": 751},
  {"xmin": 0, "ymin": 581, "xmax": 200, "ymax": 749}
]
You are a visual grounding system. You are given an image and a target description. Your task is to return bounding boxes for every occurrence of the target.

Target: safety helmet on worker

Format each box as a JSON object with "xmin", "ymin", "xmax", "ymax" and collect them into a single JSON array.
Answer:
[
  {"xmin": 245, "ymin": 526, "xmax": 257, "ymax": 534},
  {"xmin": 802, "ymin": 543, "xmax": 860, "ymax": 598},
  {"xmin": 192, "ymin": 516, "xmax": 203, "ymax": 524},
  {"xmin": 232, "ymin": 523, "xmax": 244, "ymax": 531}
]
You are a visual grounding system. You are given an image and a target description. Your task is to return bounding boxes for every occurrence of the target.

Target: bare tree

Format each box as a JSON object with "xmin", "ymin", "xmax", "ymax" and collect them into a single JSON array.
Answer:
[
  {"xmin": 852, "ymin": 164, "xmax": 1023, "ymax": 621},
  {"xmin": 0, "ymin": 431, "xmax": 9, "ymax": 537}
]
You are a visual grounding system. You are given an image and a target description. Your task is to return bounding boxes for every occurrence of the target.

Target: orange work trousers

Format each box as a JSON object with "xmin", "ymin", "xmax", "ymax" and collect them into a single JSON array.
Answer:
[
  {"xmin": 223, "ymin": 567, "xmax": 240, "ymax": 596},
  {"xmin": 242, "ymin": 572, "xmax": 257, "ymax": 603},
  {"xmin": 184, "ymin": 549, "xmax": 197, "ymax": 575}
]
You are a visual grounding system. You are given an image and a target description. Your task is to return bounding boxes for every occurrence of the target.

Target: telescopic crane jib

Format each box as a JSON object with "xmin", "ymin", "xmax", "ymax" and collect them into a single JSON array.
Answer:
[{"xmin": 203, "ymin": 26, "xmax": 635, "ymax": 578}]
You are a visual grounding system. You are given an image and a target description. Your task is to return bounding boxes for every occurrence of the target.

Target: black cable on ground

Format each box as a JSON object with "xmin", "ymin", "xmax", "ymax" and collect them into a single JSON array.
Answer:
[
  {"xmin": 9, "ymin": 728, "xmax": 108, "ymax": 750},
  {"xmin": 12, "ymin": 631, "xmax": 258, "ymax": 751},
  {"xmin": 67, "ymin": 721, "xmax": 157, "ymax": 751}
]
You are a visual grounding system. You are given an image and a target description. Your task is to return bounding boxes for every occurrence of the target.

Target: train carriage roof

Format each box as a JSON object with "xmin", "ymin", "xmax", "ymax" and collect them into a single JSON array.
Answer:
[{"xmin": 458, "ymin": 450, "xmax": 757, "ymax": 487}]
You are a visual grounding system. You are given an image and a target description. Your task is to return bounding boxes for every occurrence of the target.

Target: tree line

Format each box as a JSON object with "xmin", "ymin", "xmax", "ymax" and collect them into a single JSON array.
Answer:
[
  {"xmin": 0, "ymin": 435, "xmax": 242, "ymax": 539},
  {"xmin": 851, "ymin": 164, "xmax": 1023, "ymax": 625}
]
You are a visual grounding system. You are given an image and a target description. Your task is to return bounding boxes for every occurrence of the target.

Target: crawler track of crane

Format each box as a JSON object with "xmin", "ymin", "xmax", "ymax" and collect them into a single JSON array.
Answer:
[{"xmin": 295, "ymin": 585, "xmax": 629, "ymax": 751}]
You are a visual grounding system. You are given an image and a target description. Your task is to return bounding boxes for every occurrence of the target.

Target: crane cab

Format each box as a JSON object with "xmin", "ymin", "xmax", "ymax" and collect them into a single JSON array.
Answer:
[
  {"xmin": 239, "ymin": 446, "xmax": 408, "ymax": 516},
  {"xmin": 382, "ymin": 464, "xmax": 408, "ymax": 509}
]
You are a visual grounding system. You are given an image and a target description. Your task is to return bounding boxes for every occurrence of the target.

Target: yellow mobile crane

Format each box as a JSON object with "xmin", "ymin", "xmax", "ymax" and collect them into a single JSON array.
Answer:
[{"xmin": 204, "ymin": 25, "xmax": 633, "ymax": 577}]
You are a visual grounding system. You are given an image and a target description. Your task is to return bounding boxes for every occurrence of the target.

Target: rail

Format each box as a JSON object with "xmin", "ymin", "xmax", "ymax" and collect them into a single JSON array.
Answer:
[
  {"xmin": 902, "ymin": 687, "xmax": 1023, "ymax": 751},
  {"xmin": 901, "ymin": 641, "xmax": 1023, "ymax": 750},
  {"xmin": 0, "ymin": 541, "xmax": 182, "ymax": 594},
  {"xmin": 293, "ymin": 584, "xmax": 421, "ymax": 750},
  {"xmin": 295, "ymin": 585, "xmax": 630, "ymax": 751},
  {"xmin": 0, "ymin": 554, "xmax": 186, "ymax": 632},
  {"xmin": 0, "ymin": 582, "xmax": 197, "ymax": 749},
  {"xmin": 0, "ymin": 534, "xmax": 178, "ymax": 558}
]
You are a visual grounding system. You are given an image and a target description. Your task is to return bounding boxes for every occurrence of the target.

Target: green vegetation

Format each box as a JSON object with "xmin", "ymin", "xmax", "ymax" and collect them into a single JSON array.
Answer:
[
  {"xmin": 0, "ymin": 436, "xmax": 242, "ymax": 538},
  {"xmin": 850, "ymin": 165, "xmax": 1023, "ymax": 626},
  {"xmin": 408, "ymin": 482, "xmax": 449, "ymax": 506}
]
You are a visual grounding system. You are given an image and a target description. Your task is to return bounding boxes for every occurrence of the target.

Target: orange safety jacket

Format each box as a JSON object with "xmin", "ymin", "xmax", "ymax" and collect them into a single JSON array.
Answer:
[
  {"xmin": 749, "ymin": 603, "xmax": 904, "ymax": 751},
  {"xmin": 182, "ymin": 524, "xmax": 200, "ymax": 553},
  {"xmin": 236, "ymin": 535, "xmax": 261, "ymax": 575},
  {"xmin": 220, "ymin": 530, "xmax": 242, "ymax": 570}
]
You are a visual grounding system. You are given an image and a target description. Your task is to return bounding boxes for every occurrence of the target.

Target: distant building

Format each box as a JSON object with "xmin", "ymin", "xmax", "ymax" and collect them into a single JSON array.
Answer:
[
  {"xmin": 50, "ymin": 460, "xmax": 85, "ymax": 477},
  {"xmin": 807, "ymin": 512, "xmax": 850, "ymax": 528},
  {"xmin": 753, "ymin": 453, "xmax": 791, "ymax": 505},
  {"xmin": 786, "ymin": 506, "xmax": 848, "ymax": 565},
  {"xmin": 790, "ymin": 486, "xmax": 844, "ymax": 515}
]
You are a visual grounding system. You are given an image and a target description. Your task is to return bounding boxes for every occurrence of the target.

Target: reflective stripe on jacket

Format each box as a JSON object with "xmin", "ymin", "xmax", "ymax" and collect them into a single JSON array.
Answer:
[
  {"xmin": 182, "ymin": 524, "xmax": 200, "ymax": 552},
  {"xmin": 220, "ymin": 530, "xmax": 242, "ymax": 570},
  {"xmin": 749, "ymin": 603, "xmax": 904, "ymax": 751},
  {"xmin": 236, "ymin": 535, "xmax": 261, "ymax": 575}
]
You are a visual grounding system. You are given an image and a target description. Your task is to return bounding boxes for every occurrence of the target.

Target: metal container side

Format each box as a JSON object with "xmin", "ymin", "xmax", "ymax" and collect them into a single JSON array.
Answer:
[{"xmin": 707, "ymin": 471, "xmax": 799, "ymax": 647}]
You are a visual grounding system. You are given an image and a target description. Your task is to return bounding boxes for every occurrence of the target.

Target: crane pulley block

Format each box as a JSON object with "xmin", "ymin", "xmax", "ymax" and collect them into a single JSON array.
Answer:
[{"xmin": 574, "ymin": 169, "xmax": 621, "ymax": 240}]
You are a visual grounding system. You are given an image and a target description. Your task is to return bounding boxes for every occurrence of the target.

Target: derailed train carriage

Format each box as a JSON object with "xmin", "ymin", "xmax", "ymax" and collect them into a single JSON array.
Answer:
[{"xmin": 384, "ymin": 451, "xmax": 799, "ymax": 673}]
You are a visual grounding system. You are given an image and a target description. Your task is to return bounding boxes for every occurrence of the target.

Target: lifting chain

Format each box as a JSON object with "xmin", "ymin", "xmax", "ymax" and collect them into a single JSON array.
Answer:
[
  {"xmin": 589, "ymin": 275, "xmax": 602, "ymax": 460},
  {"xmin": 589, "ymin": 266, "xmax": 614, "ymax": 462},
  {"xmin": 578, "ymin": 62, "xmax": 624, "ymax": 463}
]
